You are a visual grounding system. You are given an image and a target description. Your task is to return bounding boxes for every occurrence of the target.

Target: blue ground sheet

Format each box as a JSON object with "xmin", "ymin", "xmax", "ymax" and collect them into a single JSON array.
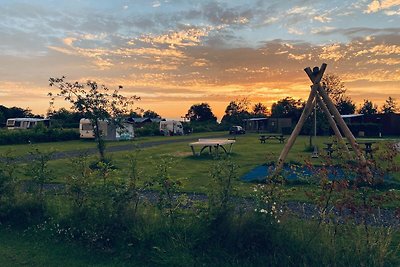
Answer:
[{"xmin": 241, "ymin": 164, "xmax": 357, "ymax": 182}]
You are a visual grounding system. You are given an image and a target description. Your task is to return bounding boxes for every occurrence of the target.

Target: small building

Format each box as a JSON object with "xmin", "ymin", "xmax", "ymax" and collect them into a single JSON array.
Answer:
[
  {"xmin": 342, "ymin": 113, "xmax": 400, "ymax": 136},
  {"xmin": 243, "ymin": 117, "xmax": 292, "ymax": 134}
]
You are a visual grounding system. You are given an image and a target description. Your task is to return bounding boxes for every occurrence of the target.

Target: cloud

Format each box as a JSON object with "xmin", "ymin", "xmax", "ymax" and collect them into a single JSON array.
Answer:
[{"xmin": 364, "ymin": 0, "xmax": 400, "ymax": 13}]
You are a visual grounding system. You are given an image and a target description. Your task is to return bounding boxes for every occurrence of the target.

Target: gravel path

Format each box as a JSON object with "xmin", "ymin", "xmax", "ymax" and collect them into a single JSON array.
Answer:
[{"xmin": 37, "ymin": 183, "xmax": 399, "ymax": 227}]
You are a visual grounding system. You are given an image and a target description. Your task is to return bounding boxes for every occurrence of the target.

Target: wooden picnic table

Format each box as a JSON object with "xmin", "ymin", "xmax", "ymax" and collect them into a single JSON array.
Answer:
[
  {"xmin": 323, "ymin": 141, "xmax": 377, "ymax": 158},
  {"xmin": 323, "ymin": 142, "xmax": 334, "ymax": 156},
  {"xmin": 259, "ymin": 134, "xmax": 285, "ymax": 144},
  {"xmin": 189, "ymin": 138, "xmax": 235, "ymax": 156},
  {"xmin": 358, "ymin": 141, "xmax": 377, "ymax": 158}
]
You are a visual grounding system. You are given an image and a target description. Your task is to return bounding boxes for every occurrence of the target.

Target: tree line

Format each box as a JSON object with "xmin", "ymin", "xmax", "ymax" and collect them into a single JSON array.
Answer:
[{"xmin": 1, "ymin": 74, "xmax": 398, "ymax": 131}]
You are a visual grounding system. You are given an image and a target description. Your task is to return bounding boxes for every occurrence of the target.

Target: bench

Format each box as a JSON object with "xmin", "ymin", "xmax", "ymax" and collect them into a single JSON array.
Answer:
[
  {"xmin": 189, "ymin": 139, "xmax": 236, "ymax": 156},
  {"xmin": 259, "ymin": 134, "xmax": 285, "ymax": 144}
]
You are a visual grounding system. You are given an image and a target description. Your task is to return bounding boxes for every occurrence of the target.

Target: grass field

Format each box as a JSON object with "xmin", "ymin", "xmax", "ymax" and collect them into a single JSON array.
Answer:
[
  {"xmin": 3, "ymin": 132, "xmax": 400, "ymax": 195},
  {"xmin": 1, "ymin": 132, "xmax": 400, "ymax": 266}
]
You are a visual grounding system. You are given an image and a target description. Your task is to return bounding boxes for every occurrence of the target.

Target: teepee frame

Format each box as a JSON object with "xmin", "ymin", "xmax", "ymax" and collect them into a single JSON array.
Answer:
[{"xmin": 273, "ymin": 63, "xmax": 372, "ymax": 179}]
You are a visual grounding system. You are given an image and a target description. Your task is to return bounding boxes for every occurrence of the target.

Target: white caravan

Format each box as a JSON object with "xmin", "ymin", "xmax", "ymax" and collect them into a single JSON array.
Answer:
[
  {"xmin": 6, "ymin": 118, "xmax": 50, "ymax": 130},
  {"xmin": 159, "ymin": 120, "xmax": 184, "ymax": 136},
  {"xmin": 79, "ymin": 118, "xmax": 134, "ymax": 140}
]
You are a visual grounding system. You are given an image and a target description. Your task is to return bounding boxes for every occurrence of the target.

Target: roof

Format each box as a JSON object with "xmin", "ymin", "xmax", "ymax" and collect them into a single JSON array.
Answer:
[
  {"xmin": 129, "ymin": 117, "xmax": 153, "ymax": 123},
  {"xmin": 243, "ymin": 117, "xmax": 268, "ymax": 121},
  {"xmin": 340, "ymin": 114, "xmax": 364, "ymax": 118},
  {"xmin": 7, "ymin": 118, "xmax": 49, "ymax": 122}
]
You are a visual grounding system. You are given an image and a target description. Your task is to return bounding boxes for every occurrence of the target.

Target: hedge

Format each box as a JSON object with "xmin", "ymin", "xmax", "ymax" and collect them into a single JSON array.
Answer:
[{"xmin": 0, "ymin": 128, "xmax": 79, "ymax": 145}]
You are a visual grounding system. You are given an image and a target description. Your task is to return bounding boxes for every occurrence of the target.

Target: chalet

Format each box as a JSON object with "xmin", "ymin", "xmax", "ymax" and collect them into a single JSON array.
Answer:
[
  {"xmin": 243, "ymin": 117, "xmax": 292, "ymax": 134},
  {"xmin": 342, "ymin": 113, "xmax": 400, "ymax": 136}
]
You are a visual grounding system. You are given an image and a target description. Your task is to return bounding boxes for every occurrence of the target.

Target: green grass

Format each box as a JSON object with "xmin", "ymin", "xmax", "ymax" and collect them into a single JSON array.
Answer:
[
  {"xmin": 1, "ymin": 132, "xmax": 400, "ymax": 266},
  {"xmin": 0, "ymin": 228, "xmax": 132, "ymax": 267},
  {"xmin": 0, "ymin": 131, "xmax": 227, "ymax": 157},
  {"xmin": 5, "ymin": 132, "xmax": 400, "ymax": 199}
]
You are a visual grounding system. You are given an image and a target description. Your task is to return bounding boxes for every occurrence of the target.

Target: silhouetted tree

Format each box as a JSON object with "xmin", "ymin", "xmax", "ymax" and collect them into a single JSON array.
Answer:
[
  {"xmin": 48, "ymin": 108, "xmax": 82, "ymax": 128},
  {"xmin": 271, "ymin": 97, "xmax": 304, "ymax": 121},
  {"xmin": 186, "ymin": 103, "xmax": 216, "ymax": 122},
  {"xmin": 49, "ymin": 77, "xmax": 140, "ymax": 161},
  {"xmin": 143, "ymin": 110, "xmax": 161, "ymax": 119},
  {"xmin": 322, "ymin": 73, "xmax": 347, "ymax": 105},
  {"xmin": 336, "ymin": 96, "xmax": 356, "ymax": 115},
  {"xmin": 252, "ymin": 102, "xmax": 267, "ymax": 116},
  {"xmin": 0, "ymin": 105, "xmax": 35, "ymax": 124},
  {"xmin": 358, "ymin": 100, "xmax": 378, "ymax": 115},
  {"xmin": 221, "ymin": 98, "xmax": 251, "ymax": 125},
  {"xmin": 382, "ymin": 96, "xmax": 398, "ymax": 114}
]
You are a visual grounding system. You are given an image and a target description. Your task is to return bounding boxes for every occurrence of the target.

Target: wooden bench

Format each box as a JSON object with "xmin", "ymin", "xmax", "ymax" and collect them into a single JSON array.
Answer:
[
  {"xmin": 189, "ymin": 139, "xmax": 235, "ymax": 156},
  {"xmin": 259, "ymin": 134, "xmax": 285, "ymax": 144}
]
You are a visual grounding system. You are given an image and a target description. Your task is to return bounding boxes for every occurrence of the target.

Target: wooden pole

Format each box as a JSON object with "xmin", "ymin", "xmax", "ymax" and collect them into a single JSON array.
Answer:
[
  {"xmin": 316, "ymin": 84, "xmax": 373, "ymax": 179},
  {"xmin": 274, "ymin": 64, "xmax": 327, "ymax": 175},
  {"xmin": 315, "ymin": 93, "xmax": 342, "ymax": 139},
  {"xmin": 315, "ymin": 93, "xmax": 349, "ymax": 153}
]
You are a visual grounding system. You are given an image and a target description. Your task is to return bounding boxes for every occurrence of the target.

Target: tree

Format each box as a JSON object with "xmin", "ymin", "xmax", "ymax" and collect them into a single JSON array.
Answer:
[
  {"xmin": 271, "ymin": 97, "xmax": 304, "ymax": 120},
  {"xmin": 358, "ymin": 99, "xmax": 378, "ymax": 115},
  {"xmin": 49, "ymin": 77, "xmax": 139, "ymax": 161},
  {"xmin": 382, "ymin": 96, "xmax": 398, "ymax": 114},
  {"xmin": 336, "ymin": 96, "xmax": 356, "ymax": 115},
  {"xmin": 143, "ymin": 109, "xmax": 161, "ymax": 119},
  {"xmin": 48, "ymin": 108, "xmax": 82, "ymax": 128},
  {"xmin": 252, "ymin": 102, "xmax": 267, "ymax": 116},
  {"xmin": 0, "ymin": 105, "xmax": 35, "ymax": 124},
  {"xmin": 221, "ymin": 98, "xmax": 251, "ymax": 125},
  {"xmin": 322, "ymin": 73, "xmax": 347, "ymax": 105},
  {"xmin": 186, "ymin": 103, "xmax": 217, "ymax": 122}
]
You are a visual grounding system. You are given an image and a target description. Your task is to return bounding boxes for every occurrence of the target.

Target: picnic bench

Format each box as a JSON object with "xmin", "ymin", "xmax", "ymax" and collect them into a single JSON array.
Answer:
[
  {"xmin": 189, "ymin": 138, "xmax": 235, "ymax": 156},
  {"xmin": 259, "ymin": 134, "xmax": 285, "ymax": 144},
  {"xmin": 358, "ymin": 141, "xmax": 377, "ymax": 158},
  {"xmin": 323, "ymin": 141, "xmax": 377, "ymax": 158}
]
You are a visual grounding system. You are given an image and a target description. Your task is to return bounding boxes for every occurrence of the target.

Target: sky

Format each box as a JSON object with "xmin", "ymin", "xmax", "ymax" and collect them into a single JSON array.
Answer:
[{"xmin": 0, "ymin": 0, "xmax": 399, "ymax": 120}]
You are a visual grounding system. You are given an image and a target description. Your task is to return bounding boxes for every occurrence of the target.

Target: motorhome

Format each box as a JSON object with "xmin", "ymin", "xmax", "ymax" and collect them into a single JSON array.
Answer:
[
  {"xmin": 6, "ymin": 118, "xmax": 50, "ymax": 130},
  {"xmin": 159, "ymin": 120, "xmax": 184, "ymax": 136},
  {"xmin": 79, "ymin": 118, "xmax": 134, "ymax": 140}
]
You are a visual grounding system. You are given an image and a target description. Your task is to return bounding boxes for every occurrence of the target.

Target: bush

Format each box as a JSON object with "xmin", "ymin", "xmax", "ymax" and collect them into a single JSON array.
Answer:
[
  {"xmin": 134, "ymin": 122, "xmax": 161, "ymax": 137},
  {"xmin": 0, "ymin": 127, "xmax": 79, "ymax": 145}
]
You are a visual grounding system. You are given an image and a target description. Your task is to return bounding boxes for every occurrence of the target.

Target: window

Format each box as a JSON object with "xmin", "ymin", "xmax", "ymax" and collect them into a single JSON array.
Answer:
[
  {"xmin": 6, "ymin": 120, "xmax": 15, "ymax": 126},
  {"xmin": 82, "ymin": 124, "xmax": 93, "ymax": 131}
]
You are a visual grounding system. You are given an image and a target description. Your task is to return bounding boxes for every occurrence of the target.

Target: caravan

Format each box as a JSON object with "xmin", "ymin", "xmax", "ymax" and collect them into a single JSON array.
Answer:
[
  {"xmin": 6, "ymin": 118, "xmax": 50, "ymax": 130},
  {"xmin": 159, "ymin": 120, "xmax": 184, "ymax": 136},
  {"xmin": 79, "ymin": 118, "xmax": 134, "ymax": 140}
]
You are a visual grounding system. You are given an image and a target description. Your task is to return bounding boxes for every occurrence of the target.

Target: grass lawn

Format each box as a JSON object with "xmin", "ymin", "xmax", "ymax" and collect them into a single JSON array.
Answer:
[
  {"xmin": 0, "ymin": 131, "xmax": 227, "ymax": 157},
  {"xmin": 0, "ymin": 228, "xmax": 133, "ymax": 267},
  {"xmin": 1, "ymin": 132, "xmax": 400, "ymax": 266},
  {"xmin": 5, "ymin": 132, "xmax": 400, "ymax": 200}
]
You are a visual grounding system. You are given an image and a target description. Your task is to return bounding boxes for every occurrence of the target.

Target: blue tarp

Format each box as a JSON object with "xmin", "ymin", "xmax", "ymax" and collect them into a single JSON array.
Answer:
[{"xmin": 241, "ymin": 164, "xmax": 355, "ymax": 182}]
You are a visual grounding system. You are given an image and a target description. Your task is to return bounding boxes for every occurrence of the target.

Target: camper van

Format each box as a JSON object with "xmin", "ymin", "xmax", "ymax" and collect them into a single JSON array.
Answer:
[
  {"xmin": 6, "ymin": 118, "xmax": 50, "ymax": 130},
  {"xmin": 159, "ymin": 120, "xmax": 184, "ymax": 136},
  {"xmin": 79, "ymin": 118, "xmax": 134, "ymax": 140}
]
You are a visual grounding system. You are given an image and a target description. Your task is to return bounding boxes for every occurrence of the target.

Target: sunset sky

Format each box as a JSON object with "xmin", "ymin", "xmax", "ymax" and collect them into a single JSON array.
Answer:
[{"xmin": 1, "ymin": 0, "xmax": 399, "ymax": 119}]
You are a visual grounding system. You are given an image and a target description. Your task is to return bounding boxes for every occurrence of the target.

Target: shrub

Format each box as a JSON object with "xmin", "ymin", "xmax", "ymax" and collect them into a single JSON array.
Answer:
[
  {"xmin": 0, "ymin": 127, "xmax": 79, "ymax": 145},
  {"xmin": 134, "ymin": 122, "xmax": 161, "ymax": 137}
]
